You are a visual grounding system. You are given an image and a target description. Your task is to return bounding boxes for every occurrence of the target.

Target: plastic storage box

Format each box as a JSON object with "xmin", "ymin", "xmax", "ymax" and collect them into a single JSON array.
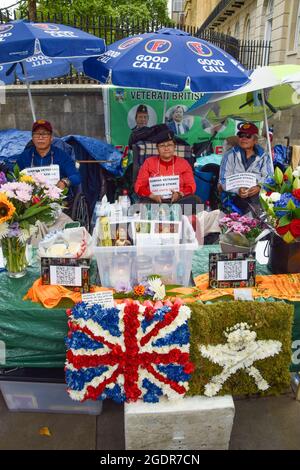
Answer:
[
  {"xmin": 93, "ymin": 216, "xmax": 198, "ymax": 288},
  {"xmin": 0, "ymin": 368, "xmax": 102, "ymax": 415}
]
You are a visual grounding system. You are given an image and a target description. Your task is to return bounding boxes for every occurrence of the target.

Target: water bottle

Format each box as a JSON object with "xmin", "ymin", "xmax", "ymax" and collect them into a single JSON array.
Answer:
[
  {"xmin": 91, "ymin": 201, "xmax": 102, "ymax": 231},
  {"xmin": 205, "ymin": 200, "xmax": 212, "ymax": 212},
  {"xmin": 119, "ymin": 189, "xmax": 131, "ymax": 217}
]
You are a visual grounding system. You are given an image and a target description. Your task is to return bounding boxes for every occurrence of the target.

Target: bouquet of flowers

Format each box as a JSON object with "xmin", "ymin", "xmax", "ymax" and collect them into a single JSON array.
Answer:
[
  {"xmin": 0, "ymin": 166, "xmax": 65, "ymax": 276},
  {"xmin": 260, "ymin": 165, "xmax": 300, "ymax": 243},
  {"xmin": 219, "ymin": 212, "xmax": 263, "ymax": 250}
]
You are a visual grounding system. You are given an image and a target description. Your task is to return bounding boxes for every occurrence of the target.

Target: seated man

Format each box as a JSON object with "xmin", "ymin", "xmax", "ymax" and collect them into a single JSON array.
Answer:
[
  {"xmin": 11, "ymin": 120, "xmax": 81, "ymax": 244},
  {"xmin": 219, "ymin": 122, "xmax": 272, "ymax": 215},
  {"xmin": 134, "ymin": 129, "xmax": 200, "ymax": 208},
  {"xmin": 14, "ymin": 119, "xmax": 80, "ymax": 190}
]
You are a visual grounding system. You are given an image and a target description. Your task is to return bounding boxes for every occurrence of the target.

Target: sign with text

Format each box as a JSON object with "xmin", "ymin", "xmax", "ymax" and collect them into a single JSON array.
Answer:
[
  {"xmin": 41, "ymin": 257, "xmax": 90, "ymax": 293},
  {"xmin": 22, "ymin": 164, "xmax": 60, "ymax": 186},
  {"xmin": 226, "ymin": 172, "xmax": 257, "ymax": 191},
  {"xmin": 209, "ymin": 252, "xmax": 256, "ymax": 289},
  {"xmin": 149, "ymin": 175, "xmax": 179, "ymax": 198},
  {"xmin": 50, "ymin": 265, "xmax": 82, "ymax": 286},
  {"xmin": 82, "ymin": 291, "xmax": 114, "ymax": 308}
]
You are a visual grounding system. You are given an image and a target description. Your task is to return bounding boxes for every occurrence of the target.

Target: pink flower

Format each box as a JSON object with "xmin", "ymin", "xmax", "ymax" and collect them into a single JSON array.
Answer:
[
  {"xmin": 44, "ymin": 186, "xmax": 63, "ymax": 200},
  {"xmin": 15, "ymin": 189, "xmax": 32, "ymax": 203},
  {"xmin": 229, "ymin": 212, "xmax": 241, "ymax": 221}
]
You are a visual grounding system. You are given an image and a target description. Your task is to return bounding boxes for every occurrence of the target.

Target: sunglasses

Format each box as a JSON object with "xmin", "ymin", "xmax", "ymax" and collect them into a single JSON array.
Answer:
[{"xmin": 238, "ymin": 133, "xmax": 254, "ymax": 139}]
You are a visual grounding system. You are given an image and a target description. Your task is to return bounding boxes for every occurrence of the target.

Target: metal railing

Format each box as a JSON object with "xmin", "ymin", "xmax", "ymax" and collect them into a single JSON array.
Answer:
[{"xmin": 0, "ymin": 11, "xmax": 271, "ymax": 85}]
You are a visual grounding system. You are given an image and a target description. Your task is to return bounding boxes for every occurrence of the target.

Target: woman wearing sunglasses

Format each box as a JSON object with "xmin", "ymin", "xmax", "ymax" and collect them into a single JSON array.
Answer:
[{"xmin": 219, "ymin": 122, "xmax": 272, "ymax": 215}]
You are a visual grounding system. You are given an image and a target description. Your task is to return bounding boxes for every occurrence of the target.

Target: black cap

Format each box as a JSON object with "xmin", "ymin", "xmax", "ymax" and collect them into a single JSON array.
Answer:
[
  {"xmin": 136, "ymin": 104, "xmax": 148, "ymax": 114},
  {"xmin": 153, "ymin": 124, "xmax": 175, "ymax": 144}
]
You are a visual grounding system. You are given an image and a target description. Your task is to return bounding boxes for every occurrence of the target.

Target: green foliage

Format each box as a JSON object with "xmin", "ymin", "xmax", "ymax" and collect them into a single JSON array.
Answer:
[
  {"xmin": 188, "ymin": 301, "xmax": 293, "ymax": 397},
  {"xmin": 19, "ymin": 0, "xmax": 170, "ymax": 23}
]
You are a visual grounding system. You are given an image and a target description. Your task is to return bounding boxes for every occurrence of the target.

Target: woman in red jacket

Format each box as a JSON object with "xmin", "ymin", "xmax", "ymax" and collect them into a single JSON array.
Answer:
[{"xmin": 134, "ymin": 130, "xmax": 200, "ymax": 207}]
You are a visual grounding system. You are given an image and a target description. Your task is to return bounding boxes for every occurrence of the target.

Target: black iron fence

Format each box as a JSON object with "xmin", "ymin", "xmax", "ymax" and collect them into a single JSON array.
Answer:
[{"xmin": 0, "ymin": 10, "xmax": 271, "ymax": 84}]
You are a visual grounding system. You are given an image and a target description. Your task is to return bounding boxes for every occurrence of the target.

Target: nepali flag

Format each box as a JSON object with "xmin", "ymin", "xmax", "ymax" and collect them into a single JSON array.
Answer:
[{"xmin": 65, "ymin": 301, "xmax": 194, "ymax": 403}]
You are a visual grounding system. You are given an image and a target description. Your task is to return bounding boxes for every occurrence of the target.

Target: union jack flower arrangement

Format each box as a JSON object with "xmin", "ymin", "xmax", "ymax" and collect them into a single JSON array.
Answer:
[{"xmin": 65, "ymin": 300, "xmax": 194, "ymax": 403}]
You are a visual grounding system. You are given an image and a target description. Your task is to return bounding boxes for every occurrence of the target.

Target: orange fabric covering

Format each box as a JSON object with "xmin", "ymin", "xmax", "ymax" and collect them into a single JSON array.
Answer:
[
  {"xmin": 192, "ymin": 273, "xmax": 300, "ymax": 302},
  {"xmin": 24, "ymin": 278, "xmax": 113, "ymax": 309},
  {"xmin": 24, "ymin": 272, "xmax": 300, "ymax": 309}
]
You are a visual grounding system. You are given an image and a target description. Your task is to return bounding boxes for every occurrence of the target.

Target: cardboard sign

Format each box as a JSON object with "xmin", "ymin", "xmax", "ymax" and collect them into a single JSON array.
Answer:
[
  {"xmin": 82, "ymin": 291, "xmax": 114, "ymax": 308},
  {"xmin": 22, "ymin": 164, "xmax": 60, "ymax": 186},
  {"xmin": 149, "ymin": 175, "xmax": 180, "ymax": 198},
  {"xmin": 41, "ymin": 257, "xmax": 90, "ymax": 293},
  {"xmin": 209, "ymin": 252, "xmax": 256, "ymax": 289},
  {"xmin": 226, "ymin": 172, "xmax": 257, "ymax": 191}
]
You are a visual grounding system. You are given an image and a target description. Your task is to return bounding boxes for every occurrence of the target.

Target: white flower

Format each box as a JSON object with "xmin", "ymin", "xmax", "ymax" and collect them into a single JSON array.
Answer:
[
  {"xmin": 269, "ymin": 192, "xmax": 281, "ymax": 202},
  {"xmin": 147, "ymin": 277, "xmax": 166, "ymax": 300},
  {"xmin": 0, "ymin": 222, "xmax": 9, "ymax": 240}
]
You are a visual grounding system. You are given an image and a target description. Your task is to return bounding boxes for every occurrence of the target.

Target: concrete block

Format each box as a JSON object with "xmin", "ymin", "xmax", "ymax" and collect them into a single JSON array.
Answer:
[{"xmin": 125, "ymin": 395, "xmax": 235, "ymax": 450}]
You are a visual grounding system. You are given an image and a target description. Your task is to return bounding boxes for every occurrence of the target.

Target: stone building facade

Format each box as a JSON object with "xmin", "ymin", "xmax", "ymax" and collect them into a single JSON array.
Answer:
[{"xmin": 184, "ymin": 0, "xmax": 300, "ymax": 66}]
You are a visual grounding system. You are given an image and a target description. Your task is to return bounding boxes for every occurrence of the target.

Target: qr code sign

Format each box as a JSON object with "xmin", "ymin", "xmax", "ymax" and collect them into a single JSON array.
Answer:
[
  {"xmin": 223, "ymin": 261, "xmax": 244, "ymax": 280},
  {"xmin": 50, "ymin": 265, "xmax": 82, "ymax": 286}
]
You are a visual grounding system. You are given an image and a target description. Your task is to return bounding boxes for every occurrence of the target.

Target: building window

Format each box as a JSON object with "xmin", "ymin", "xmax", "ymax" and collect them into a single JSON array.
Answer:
[
  {"xmin": 234, "ymin": 22, "xmax": 240, "ymax": 39},
  {"xmin": 288, "ymin": 0, "xmax": 300, "ymax": 51},
  {"xmin": 264, "ymin": 0, "xmax": 273, "ymax": 42},
  {"xmin": 266, "ymin": 0, "xmax": 274, "ymax": 15},
  {"xmin": 172, "ymin": 0, "xmax": 184, "ymax": 12},
  {"xmin": 244, "ymin": 16, "xmax": 251, "ymax": 40},
  {"xmin": 294, "ymin": 1, "xmax": 300, "ymax": 49}
]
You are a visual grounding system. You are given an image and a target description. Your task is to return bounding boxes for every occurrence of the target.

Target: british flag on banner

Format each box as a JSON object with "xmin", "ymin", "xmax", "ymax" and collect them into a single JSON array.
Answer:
[{"xmin": 65, "ymin": 301, "xmax": 194, "ymax": 403}]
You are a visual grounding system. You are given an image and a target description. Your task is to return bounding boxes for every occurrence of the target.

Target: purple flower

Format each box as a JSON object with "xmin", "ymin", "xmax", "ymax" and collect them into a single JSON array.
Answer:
[
  {"xmin": 115, "ymin": 281, "xmax": 132, "ymax": 293},
  {"xmin": 7, "ymin": 222, "xmax": 21, "ymax": 238},
  {"xmin": 0, "ymin": 171, "xmax": 7, "ymax": 186}
]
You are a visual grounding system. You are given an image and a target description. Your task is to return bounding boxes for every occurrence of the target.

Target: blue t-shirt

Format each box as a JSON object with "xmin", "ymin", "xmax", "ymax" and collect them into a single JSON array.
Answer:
[{"xmin": 15, "ymin": 144, "xmax": 81, "ymax": 187}]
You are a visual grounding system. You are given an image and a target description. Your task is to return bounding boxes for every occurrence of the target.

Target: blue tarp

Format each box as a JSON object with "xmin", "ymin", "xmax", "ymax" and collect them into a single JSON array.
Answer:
[
  {"xmin": 63, "ymin": 135, "xmax": 123, "ymax": 178},
  {"xmin": 0, "ymin": 129, "xmax": 124, "ymax": 177}
]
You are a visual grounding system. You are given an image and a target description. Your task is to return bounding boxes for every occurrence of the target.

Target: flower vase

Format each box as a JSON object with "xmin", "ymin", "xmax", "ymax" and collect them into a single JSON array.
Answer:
[
  {"xmin": 268, "ymin": 234, "xmax": 300, "ymax": 274},
  {"xmin": 219, "ymin": 234, "xmax": 255, "ymax": 254},
  {"xmin": 1, "ymin": 237, "xmax": 28, "ymax": 278}
]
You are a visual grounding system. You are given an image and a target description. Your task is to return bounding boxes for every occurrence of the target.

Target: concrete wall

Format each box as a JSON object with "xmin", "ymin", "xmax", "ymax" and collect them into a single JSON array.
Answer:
[
  {"xmin": 0, "ymin": 85, "xmax": 105, "ymax": 139},
  {"xmin": 1, "ymin": 83, "xmax": 300, "ymax": 147}
]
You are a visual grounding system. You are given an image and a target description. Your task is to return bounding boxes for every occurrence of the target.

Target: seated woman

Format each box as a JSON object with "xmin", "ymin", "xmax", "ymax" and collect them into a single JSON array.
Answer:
[
  {"xmin": 219, "ymin": 122, "xmax": 272, "ymax": 216},
  {"xmin": 134, "ymin": 129, "xmax": 200, "ymax": 210}
]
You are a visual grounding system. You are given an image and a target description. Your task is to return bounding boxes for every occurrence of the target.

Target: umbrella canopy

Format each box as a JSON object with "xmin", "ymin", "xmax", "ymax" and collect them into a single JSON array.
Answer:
[
  {"xmin": 0, "ymin": 20, "xmax": 105, "ymax": 121},
  {"xmin": 187, "ymin": 64, "xmax": 300, "ymax": 121},
  {"xmin": 0, "ymin": 20, "xmax": 105, "ymax": 65},
  {"xmin": 83, "ymin": 27, "xmax": 249, "ymax": 93},
  {"xmin": 0, "ymin": 53, "xmax": 84, "ymax": 84}
]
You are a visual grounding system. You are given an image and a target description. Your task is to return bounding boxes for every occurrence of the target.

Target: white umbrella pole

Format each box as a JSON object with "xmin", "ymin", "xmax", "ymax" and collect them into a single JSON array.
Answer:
[
  {"xmin": 261, "ymin": 89, "xmax": 274, "ymax": 173},
  {"xmin": 23, "ymin": 62, "xmax": 36, "ymax": 122}
]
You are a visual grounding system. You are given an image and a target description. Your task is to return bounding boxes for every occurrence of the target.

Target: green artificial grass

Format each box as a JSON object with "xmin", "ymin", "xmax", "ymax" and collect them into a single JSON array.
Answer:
[{"xmin": 188, "ymin": 301, "xmax": 294, "ymax": 397}]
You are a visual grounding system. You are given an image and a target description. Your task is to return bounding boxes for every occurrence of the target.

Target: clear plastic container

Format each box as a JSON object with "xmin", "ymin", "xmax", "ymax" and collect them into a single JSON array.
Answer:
[
  {"xmin": 93, "ymin": 216, "xmax": 198, "ymax": 288},
  {"xmin": 0, "ymin": 380, "xmax": 102, "ymax": 415}
]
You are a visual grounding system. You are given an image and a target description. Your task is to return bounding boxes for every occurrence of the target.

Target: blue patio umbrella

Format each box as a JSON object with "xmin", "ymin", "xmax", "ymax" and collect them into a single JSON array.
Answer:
[
  {"xmin": 0, "ymin": 54, "xmax": 84, "ymax": 84},
  {"xmin": 83, "ymin": 28, "xmax": 249, "ymax": 93},
  {"xmin": 0, "ymin": 20, "xmax": 105, "ymax": 120},
  {"xmin": 0, "ymin": 20, "xmax": 105, "ymax": 64}
]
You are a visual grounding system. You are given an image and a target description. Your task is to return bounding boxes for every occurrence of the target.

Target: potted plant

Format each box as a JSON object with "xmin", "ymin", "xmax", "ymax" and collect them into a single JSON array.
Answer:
[
  {"xmin": 260, "ymin": 165, "xmax": 300, "ymax": 273},
  {"xmin": 219, "ymin": 213, "xmax": 263, "ymax": 253}
]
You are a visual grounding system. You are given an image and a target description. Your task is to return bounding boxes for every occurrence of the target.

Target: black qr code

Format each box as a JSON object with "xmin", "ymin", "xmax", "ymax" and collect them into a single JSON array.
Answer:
[
  {"xmin": 56, "ymin": 266, "xmax": 77, "ymax": 285},
  {"xmin": 223, "ymin": 261, "xmax": 243, "ymax": 280}
]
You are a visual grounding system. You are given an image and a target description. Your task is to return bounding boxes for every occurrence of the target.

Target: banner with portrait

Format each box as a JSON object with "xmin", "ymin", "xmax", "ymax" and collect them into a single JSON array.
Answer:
[{"xmin": 103, "ymin": 87, "xmax": 245, "ymax": 158}]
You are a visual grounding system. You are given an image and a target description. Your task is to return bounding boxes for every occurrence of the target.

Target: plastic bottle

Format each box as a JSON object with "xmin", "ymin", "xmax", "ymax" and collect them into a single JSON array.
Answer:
[
  {"xmin": 119, "ymin": 189, "xmax": 131, "ymax": 217},
  {"xmin": 205, "ymin": 200, "xmax": 212, "ymax": 212}
]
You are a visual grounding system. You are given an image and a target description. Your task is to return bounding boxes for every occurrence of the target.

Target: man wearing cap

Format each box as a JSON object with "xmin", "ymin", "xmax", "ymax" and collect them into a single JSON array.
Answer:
[
  {"xmin": 15, "ymin": 120, "xmax": 80, "ymax": 190},
  {"xmin": 132, "ymin": 104, "xmax": 149, "ymax": 131},
  {"xmin": 219, "ymin": 122, "xmax": 272, "ymax": 214},
  {"xmin": 134, "ymin": 128, "xmax": 199, "ymax": 206}
]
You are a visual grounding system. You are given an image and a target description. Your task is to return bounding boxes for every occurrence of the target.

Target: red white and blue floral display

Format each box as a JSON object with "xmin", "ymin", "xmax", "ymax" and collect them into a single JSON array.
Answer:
[{"xmin": 65, "ymin": 301, "xmax": 194, "ymax": 403}]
